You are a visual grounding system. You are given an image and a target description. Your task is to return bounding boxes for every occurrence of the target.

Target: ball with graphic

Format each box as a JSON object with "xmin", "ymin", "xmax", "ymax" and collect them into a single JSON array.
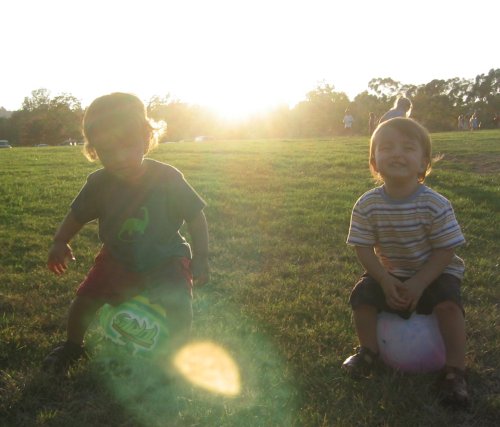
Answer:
[
  {"xmin": 98, "ymin": 294, "xmax": 169, "ymax": 357},
  {"xmin": 377, "ymin": 312, "xmax": 445, "ymax": 373}
]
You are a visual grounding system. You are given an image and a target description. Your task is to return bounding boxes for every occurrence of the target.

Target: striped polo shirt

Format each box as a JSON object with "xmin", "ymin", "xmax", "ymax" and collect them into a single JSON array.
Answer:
[{"xmin": 347, "ymin": 185, "xmax": 465, "ymax": 279}]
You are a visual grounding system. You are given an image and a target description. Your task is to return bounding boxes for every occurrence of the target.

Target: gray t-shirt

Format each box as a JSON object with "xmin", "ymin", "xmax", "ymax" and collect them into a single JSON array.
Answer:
[{"xmin": 71, "ymin": 159, "xmax": 206, "ymax": 272}]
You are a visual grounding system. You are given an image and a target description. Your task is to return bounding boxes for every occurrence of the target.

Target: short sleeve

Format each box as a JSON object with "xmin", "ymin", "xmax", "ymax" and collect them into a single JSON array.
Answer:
[
  {"xmin": 70, "ymin": 173, "xmax": 101, "ymax": 224},
  {"xmin": 429, "ymin": 200, "xmax": 465, "ymax": 249},
  {"xmin": 346, "ymin": 198, "xmax": 376, "ymax": 247},
  {"xmin": 169, "ymin": 172, "xmax": 206, "ymax": 223}
]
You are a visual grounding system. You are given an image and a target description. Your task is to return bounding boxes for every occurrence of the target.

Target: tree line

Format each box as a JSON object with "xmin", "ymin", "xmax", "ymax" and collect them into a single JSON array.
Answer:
[{"xmin": 0, "ymin": 69, "xmax": 498, "ymax": 146}]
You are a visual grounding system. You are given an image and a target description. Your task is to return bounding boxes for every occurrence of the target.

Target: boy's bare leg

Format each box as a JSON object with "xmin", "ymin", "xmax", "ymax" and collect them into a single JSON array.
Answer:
[
  {"xmin": 353, "ymin": 304, "xmax": 379, "ymax": 353},
  {"xmin": 67, "ymin": 295, "xmax": 104, "ymax": 346},
  {"xmin": 434, "ymin": 301, "xmax": 466, "ymax": 370}
]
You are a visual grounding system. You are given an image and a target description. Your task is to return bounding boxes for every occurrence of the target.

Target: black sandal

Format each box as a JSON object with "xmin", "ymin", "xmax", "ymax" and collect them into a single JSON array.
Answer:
[
  {"xmin": 436, "ymin": 366, "xmax": 470, "ymax": 407},
  {"xmin": 342, "ymin": 346, "xmax": 379, "ymax": 378}
]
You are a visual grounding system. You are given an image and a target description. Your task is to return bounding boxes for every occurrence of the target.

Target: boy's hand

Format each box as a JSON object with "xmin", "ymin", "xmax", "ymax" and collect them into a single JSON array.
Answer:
[
  {"xmin": 380, "ymin": 275, "xmax": 409, "ymax": 311},
  {"xmin": 191, "ymin": 256, "xmax": 209, "ymax": 287},
  {"xmin": 401, "ymin": 278, "xmax": 426, "ymax": 312},
  {"xmin": 47, "ymin": 241, "xmax": 75, "ymax": 275}
]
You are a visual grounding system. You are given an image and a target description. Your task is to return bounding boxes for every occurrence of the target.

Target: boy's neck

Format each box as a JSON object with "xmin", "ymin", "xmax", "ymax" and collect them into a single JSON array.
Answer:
[{"xmin": 383, "ymin": 180, "xmax": 420, "ymax": 199}]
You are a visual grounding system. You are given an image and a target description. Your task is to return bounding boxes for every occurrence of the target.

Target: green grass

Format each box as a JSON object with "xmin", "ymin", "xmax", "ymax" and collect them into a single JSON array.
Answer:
[{"xmin": 1, "ymin": 130, "xmax": 499, "ymax": 426}]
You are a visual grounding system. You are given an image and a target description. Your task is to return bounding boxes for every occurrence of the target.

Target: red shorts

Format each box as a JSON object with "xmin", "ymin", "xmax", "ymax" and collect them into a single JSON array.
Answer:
[{"xmin": 76, "ymin": 247, "xmax": 193, "ymax": 305}]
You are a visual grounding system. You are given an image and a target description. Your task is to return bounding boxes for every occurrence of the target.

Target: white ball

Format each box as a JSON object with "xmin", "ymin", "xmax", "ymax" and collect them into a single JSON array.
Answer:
[{"xmin": 377, "ymin": 312, "xmax": 445, "ymax": 373}]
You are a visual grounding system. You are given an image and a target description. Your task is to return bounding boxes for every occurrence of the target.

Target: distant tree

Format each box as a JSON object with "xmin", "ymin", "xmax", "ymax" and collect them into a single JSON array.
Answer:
[
  {"xmin": 411, "ymin": 80, "xmax": 458, "ymax": 131},
  {"xmin": 12, "ymin": 89, "xmax": 83, "ymax": 146},
  {"xmin": 2, "ymin": 71, "xmax": 499, "ymax": 143},
  {"xmin": 367, "ymin": 77, "xmax": 403, "ymax": 99},
  {"xmin": 467, "ymin": 68, "xmax": 500, "ymax": 128},
  {"xmin": 22, "ymin": 88, "xmax": 52, "ymax": 112},
  {"xmin": 291, "ymin": 83, "xmax": 350, "ymax": 137},
  {"xmin": 0, "ymin": 117, "xmax": 16, "ymax": 142},
  {"xmin": 352, "ymin": 91, "xmax": 386, "ymax": 135},
  {"xmin": 148, "ymin": 95, "xmax": 218, "ymax": 141}
]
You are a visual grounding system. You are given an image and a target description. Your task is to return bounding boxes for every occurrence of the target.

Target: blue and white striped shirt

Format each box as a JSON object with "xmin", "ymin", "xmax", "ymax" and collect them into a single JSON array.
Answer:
[{"xmin": 347, "ymin": 185, "xmax": 465, "ymax": 279}]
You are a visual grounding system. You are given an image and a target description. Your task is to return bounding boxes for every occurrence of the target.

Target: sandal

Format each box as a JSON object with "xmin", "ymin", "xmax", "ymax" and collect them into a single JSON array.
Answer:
[
  {"xmin": 43, "ymin": 341, "xmax": 87, "ymax": 373},
  {"xmin": 342, "ymin": 346, "xmax": 379, "ymax": 378},
  {"xmin": 436, "ymin": 366, "xmax": 470, "ymax": 407}
]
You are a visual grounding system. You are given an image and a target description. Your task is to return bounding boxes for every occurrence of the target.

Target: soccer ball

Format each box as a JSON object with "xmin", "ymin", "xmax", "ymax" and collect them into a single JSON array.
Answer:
[
  {"xmin": 98, "ymin": 294, "xmax": 169, "ymax": 357},
  {"xmin": 377, "ymin": 312, "xmax": 445, "ymax": 373}
]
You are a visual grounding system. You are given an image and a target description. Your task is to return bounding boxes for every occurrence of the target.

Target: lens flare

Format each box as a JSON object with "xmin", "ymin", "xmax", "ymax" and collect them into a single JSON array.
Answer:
[{"xmin": 173, "ymin": 341, "xmax": 241, "ymax": 396}]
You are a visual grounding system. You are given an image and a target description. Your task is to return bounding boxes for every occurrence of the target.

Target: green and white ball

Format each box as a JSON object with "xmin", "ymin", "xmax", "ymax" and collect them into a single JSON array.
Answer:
[{"xmin": 98, "ymin": 294, "xmax": 169, "ymax": 357}]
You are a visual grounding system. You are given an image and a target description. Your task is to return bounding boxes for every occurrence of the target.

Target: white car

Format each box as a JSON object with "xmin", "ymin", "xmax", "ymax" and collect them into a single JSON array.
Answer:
[{"xmin": 0, "ymin": 140, "xmax": 12, "ymax": 148}]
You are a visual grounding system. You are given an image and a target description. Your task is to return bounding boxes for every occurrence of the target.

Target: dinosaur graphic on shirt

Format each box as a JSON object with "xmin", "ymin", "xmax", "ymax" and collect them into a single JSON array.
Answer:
[{"xmin": 118, "ymin": 206, "xmax": 149, "ymax": 242}]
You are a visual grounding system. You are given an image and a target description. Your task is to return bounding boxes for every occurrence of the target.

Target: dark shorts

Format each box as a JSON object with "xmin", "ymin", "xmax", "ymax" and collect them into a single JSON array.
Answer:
[
  {"xmin": 76, "ymin": 247, "xmax": 193, "ymax": 306},
  {"xmin": 349, "ymin": 272, "xmax": 464, "ymax": 318}
]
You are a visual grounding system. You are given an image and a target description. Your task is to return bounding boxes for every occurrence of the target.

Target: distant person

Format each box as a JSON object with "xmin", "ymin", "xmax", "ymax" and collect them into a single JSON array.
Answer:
[
  {"xmin": 379, "ymin": 96, "xmax": 412, "ymax": 124},
  {"xmin": 368, "ymin": 112, "xmax": 377, "ymax": 135},
  {"xmin": 43, "ymin": 92, "xmax": 210, "ymax": 373},
  {"xmin": 343, "ymin": 109, "xmax": 354, "ymax": 134},
  {"xmin": 469, "ymin": 112, "xmax": 479, "ymax": 131},
  {"xmin": 457, "ymin": 115, "xmax": 466, "ymax": 131},
  {"xmin": 463, "ymin": 115, "xmax": 470, "ymax": 131},
  {"xmin": 342, "ymin": 118, "xmax": 469, "ymax": 407},
  {"xmin": 493, "ymin": 113, "xmax": 499, "ymax": 128}
]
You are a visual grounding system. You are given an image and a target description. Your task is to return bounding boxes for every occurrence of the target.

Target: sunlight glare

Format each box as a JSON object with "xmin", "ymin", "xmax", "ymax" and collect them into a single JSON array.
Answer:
[{"xmin": 173, "ymin": 341, "xmax": 241, "ymax": 396}]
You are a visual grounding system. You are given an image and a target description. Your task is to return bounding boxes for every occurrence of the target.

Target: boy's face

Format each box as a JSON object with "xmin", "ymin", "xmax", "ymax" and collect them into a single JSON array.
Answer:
[
  {"xmin": 92, "ymin": 128, "xmax": 146, "ymax": 181},
  {"xmin": 371, "ymin": 127, "xmax": 428, "ymax": 184}
]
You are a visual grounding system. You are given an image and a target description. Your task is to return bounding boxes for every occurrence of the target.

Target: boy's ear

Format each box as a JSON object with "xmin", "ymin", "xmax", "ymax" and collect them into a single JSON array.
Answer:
[{"xmin": 370, "ymin": 156, "xmax": 378, "ymax": 173}]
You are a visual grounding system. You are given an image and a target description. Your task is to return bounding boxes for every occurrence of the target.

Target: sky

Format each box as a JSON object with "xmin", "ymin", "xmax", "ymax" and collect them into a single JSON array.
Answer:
[{"xmin": 2, "ymin": 0, "xmax": 498, "ymax": 119}]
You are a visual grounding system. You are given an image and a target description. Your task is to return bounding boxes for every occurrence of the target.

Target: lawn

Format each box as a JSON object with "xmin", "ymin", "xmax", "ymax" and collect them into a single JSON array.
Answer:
[{"xmin": 1, "ymin": 130, "xmax": 499, "ymax": 426}]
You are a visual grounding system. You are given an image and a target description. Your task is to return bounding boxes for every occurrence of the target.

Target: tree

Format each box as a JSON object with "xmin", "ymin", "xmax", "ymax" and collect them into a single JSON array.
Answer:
[
  {"xmin": 2, "ymin": 70, "xmax": 499, "ymax": 143},
  {"xmin": 467, "ymin": 69, "xmax": 500, "ymax": 128},
  {"xmin": 148, "ymin": 95, "xmax": 219, "ymax": 141},
  {"xmin": 291, "ymin": 83, "xmax": 350, "ymax": 137},
  {"xmin": 367, "ymin": 77, "xmax": 403, "ymax": 99},
  {"xmin": 22, "ymin": 88, "xmax": 52, "ymax": 112},
  {"xmin": 411, "ymin": 80, "xmax": 458, "ymax": 131},
  {"xmin": 13, "ymin": 89, "xmax": 83, "ymax": 146},
  {"xmin": 352, "ymin": 91, "xmax": 386, "ymax": 135}
]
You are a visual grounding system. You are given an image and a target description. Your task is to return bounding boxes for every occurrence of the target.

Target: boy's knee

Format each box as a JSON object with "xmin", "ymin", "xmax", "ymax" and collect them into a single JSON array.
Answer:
[
  {"xmin": 354, "ymin": 304, "xmax": 377, "ymax": 313},
  {"xmin": 433, "ymin": 300, "xmax": 462, "ymax": 315},
  {"xmin": 71, "ymin": 295, "xmax": 103, "ymax": 312}
]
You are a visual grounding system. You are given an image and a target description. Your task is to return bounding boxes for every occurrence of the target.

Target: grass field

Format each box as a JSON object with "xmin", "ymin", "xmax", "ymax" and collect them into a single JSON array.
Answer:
[{"xmin": 1, "ymin": 130, "xmax": 499, "ymax": 426}]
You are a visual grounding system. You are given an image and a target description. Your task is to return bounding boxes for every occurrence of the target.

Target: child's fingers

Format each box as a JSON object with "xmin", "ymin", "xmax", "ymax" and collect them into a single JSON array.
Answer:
[
  {"xmin": 388, "ymin": 292, "xmax": 409, "ymax": 310},
  {"xmin": 48, "ymin": 261, "xmax": 65, "ymax": 275}
]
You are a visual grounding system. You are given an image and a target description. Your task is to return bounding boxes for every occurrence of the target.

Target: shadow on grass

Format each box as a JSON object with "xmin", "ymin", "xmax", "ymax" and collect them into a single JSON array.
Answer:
[
  {"xmin": 2, "ymin": 356, "xmax": 282, "ymax": 427},
  {"xmin": 306, "ymin": 363, "xmax": 500, "ymax": 427}
]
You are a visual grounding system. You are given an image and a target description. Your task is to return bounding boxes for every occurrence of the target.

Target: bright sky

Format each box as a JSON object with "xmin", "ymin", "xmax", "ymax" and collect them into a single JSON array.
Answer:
[{"xmin": 3, "ymin": 0, "xmax": 498, "ymax": 119}]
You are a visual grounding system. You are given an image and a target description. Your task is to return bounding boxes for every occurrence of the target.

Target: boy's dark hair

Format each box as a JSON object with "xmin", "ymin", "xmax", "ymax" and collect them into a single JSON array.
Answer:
[{"xmin": 369, "ymin": 117, "xmax": 432, "ymax": 183}]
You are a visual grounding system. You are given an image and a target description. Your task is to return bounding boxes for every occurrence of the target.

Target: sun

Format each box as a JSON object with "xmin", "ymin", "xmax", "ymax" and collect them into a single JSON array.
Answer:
[
  {"xmin": 206, "ymin": 92, "xmax": 278, "ymax": 121},
  {"xmin": 182, "ymin": 74, "xmax": 288, "ymax": 122}
]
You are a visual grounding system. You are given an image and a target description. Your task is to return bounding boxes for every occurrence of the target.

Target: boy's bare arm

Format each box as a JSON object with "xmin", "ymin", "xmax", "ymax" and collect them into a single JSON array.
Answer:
[
  {"xmin": 355, "ymin": 246, "xmax": 409, "ymax": 310},
  {"xmin": 47, "ymin": 210, "xmax": 84, "ymax": 275},
  {"xmin": 186, "ymin": 211, "xmax": 209, "ymax": 286},
  {"xmin": 403, "ymin": 247, "xmax": 455, "ymax": 311}
]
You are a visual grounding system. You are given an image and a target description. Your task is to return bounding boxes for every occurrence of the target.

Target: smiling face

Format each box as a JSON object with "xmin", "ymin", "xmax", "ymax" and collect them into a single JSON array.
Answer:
[
  {"xmin": 93, "ymin": 128, "xmax": 147, "ymax": 181},
  {"xmin": 369, "ymin": 118, "xmax": 432, "ymax": 185},
  {"xmin": 371, "ymin": 128, "xmax": 426, "ymax": 184}
]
